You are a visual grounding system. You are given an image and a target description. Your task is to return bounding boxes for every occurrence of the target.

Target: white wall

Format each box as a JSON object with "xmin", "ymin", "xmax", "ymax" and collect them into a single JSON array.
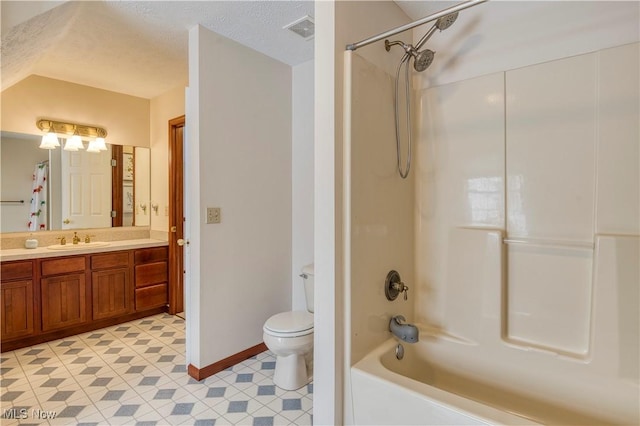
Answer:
[
  {"xmin": 149, "ymin": 85, "xmax": 185, "ymax": 240},
  {"xmin": 314, "ymin": 3, "xmax": 339, "ymax": 423},
  {"xmin": 187, "ymin": 25, "xmax": 292, "ymax": 368},
  {"xmin": 292, "ymin": 59, "xmax": 315, "ymax": 312}
]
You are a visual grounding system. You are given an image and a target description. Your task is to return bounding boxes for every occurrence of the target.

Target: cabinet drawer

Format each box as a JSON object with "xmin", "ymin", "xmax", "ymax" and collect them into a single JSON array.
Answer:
[
  {"xmin": 91, "ymin": 252, "xmax": 129, "ymax": 270},
  {"xmin": 41, "ymin": 257, "xmax": 85, "ymax": 276},
  {"xmin": 134, "ymin": 247, "xmax": 168, "ymax": 264},
  {"xmin": 135, "ymin": 283, "xmax": 168, "ymax": 310},
  {"xmin": 1, "ymin": 261, "xmax": 33, "ymax": 281},
  {"xmin": 135, "ymin": 262, "xmax": 167, "ymax": 288}
]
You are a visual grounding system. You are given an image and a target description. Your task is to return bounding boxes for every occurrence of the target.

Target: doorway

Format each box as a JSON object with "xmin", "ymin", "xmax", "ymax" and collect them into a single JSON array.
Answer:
[{"xmin": 168, "ymin": 115, "xmax": 185, "ymax": 315}]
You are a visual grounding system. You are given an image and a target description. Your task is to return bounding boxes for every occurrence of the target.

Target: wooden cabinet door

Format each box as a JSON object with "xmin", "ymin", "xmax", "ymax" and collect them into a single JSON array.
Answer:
[
  {"xmin": 41, "ymin": 274, "xmax": 87, "ymax": 331},
  {"xmin": 1, "ymin": 279, "xmax": 34, "ymax": 340},
  {"xmin": 92, "ymin": 268, "xmax": 131, "ymax": 320}
]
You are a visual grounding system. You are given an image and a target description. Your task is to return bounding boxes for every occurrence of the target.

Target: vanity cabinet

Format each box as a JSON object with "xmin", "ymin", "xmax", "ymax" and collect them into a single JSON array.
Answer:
[
  {"xmin": 0, "ymin": 244, "xmax": 168, "ymax": 352},
  {"xmin": 0, "ymin": 260, "xmax": 35, "ymax": 340},
  {"xmin": 91, "ymin": 252, "xmax": 132, "ymax": 320},
  {"xmin": 40, "ymin": 257, "xmax": 88, "ymax": 331}
]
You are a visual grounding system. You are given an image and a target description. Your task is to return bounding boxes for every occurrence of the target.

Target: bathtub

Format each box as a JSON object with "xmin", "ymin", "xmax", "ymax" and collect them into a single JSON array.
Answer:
[{"xmin": 351, "ymin": 331, "xmax": 616, "ymax": 425}]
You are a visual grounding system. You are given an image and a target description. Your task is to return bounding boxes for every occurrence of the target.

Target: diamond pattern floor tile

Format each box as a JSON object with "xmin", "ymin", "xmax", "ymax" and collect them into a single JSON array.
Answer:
[{"xmin": 0, "ymin": 313, "xmax": 312, "ymax": 425}]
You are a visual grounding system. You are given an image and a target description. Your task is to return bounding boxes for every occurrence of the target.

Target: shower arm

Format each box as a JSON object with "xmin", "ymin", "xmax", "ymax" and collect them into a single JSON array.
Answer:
[
  {"xmin": 396, "ymin": 25, "xmax": 438, "ymax": 65},
  {"xmin": 346, "ymin": 0, "xmax": 487, "ymax": 52},
  {"xmin": 385, "ymin": 40, "xmax": 418, "ymax": 58},
  {"xmin": 414, "ymin": 25, "xmax": 438, "ymax": 52}
]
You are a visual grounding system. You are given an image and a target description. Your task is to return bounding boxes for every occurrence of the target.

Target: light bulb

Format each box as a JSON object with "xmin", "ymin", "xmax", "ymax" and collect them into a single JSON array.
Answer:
[
  {"xmin": 64, "ymin": 134, "xmax": 84, "ymax": 151},
  {"xmin": 94, "ymin": 137, "xmax": 107, "ymax": 151},
  {"xmin": 39, "ymin": 132, "xmax": 60, "ymax": 149},
  {"xmin": 86, "ymin": 141, "xmax": 99, "ymax": 153}
]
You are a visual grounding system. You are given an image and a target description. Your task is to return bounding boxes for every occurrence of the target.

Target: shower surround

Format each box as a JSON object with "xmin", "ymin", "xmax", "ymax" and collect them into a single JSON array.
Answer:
[{"xmin": 346, "ymin": 36, "xmax": 639, "ymax": 425}]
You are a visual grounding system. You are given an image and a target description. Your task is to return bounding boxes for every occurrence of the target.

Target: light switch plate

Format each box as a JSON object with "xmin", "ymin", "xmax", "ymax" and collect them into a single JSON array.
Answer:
[{"xmin": 206, "ymin": 207, "xmax": 221, "ymax": 224}]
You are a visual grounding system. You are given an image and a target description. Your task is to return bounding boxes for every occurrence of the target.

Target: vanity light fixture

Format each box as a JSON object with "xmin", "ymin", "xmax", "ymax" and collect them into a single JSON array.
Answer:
[{"xmin": 36, "ymin": 119, "xmax": 108, "ymax": 153}]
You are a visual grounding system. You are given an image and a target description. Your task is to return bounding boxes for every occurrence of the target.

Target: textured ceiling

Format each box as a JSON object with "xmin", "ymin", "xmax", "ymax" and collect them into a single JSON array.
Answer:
[{"xmin": 1, "ymin": 1, "xmax": 315, "ymax": 99}]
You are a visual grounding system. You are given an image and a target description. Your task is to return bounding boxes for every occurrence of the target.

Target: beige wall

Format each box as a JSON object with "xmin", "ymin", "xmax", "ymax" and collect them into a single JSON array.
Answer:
[
  {"xmin": 348, "ymin": 52, "xmax": 414, "ymax": 365},
  {"xmin": 315, "ymin": 1, "xmax": 411, "ymax": 423},
  {"xmin": 1, "ymin": 75, "xmax": 150, "ymax": 147},
  {"xmin": 291, "ymin": 60, "xmax": 315, "ymax": 312},
  {"xmin": 149, "ymin": 85, "xmax": 185, "ymax": 239},
  {"xmin": 187, "ymin": 25, "xmax": 292, "ymax": 368}
]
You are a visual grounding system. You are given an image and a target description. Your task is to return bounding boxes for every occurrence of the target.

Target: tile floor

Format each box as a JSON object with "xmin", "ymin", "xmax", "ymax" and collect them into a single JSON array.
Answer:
[{"xmin": 0, "ymin": 313, "xmax": 313, "ymax": 425}]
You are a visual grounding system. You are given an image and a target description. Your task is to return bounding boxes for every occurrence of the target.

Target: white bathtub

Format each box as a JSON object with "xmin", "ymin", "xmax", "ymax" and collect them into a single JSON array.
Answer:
[{"xmin": 351, "ymin": 334, "xmax": 616, "ymax": 425}]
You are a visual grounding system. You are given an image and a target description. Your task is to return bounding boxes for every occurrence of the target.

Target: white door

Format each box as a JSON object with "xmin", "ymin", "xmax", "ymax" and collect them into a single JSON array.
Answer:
[{"xmin": 61, "ymin": 145, "xmax": 112, "ymax": 229}]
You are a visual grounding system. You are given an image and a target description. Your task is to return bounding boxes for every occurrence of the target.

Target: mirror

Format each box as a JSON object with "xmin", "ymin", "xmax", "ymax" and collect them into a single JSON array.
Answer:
[{"xmin": 0, "ymin": 131, "xmax": 150, "ymax": 233}]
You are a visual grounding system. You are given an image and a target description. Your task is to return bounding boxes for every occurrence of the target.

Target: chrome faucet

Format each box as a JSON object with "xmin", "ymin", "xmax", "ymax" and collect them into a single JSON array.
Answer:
[{"xmin": 389, "ymin": 315, "xmax": 419, "ymax": 343}]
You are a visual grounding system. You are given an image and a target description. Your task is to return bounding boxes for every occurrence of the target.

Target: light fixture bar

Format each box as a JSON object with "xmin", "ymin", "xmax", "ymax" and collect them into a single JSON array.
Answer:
[{"xmin": 36, "ymin": 119, "xmax": 108, "ymax": 139}]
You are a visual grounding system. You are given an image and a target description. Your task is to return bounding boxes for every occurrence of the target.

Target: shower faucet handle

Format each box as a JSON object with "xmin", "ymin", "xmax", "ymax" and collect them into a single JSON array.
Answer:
[
  {"xmin": 385, "ymin": 270, "xmax": 410, "ymax": 301},
  {"xmin": 392, "ymin": 281, "xmax": 409, "ymax": 301}
]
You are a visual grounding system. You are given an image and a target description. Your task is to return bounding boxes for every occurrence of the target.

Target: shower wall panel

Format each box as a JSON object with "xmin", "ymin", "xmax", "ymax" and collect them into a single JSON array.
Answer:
[
  {"xmin": 348, "ymin": 53, "xmax": 414, "ymax": 365},
  {"xmin": 596, "ymin": 43, "xmax": 640, "ymax": 235},
  {"xmin": 506, "ymin": 54, "xmax": 597, "ymax": 242},
  {"xmin": 415, "ymin": 72, "xmax": 505, "ymax": 327},
  {"xmin": 505, "ymin": 53, "xmax": 597, "ymax": 356},
  {"xmin": 414, "ymin": 42, "xmax": 639, "ymax": 423}
]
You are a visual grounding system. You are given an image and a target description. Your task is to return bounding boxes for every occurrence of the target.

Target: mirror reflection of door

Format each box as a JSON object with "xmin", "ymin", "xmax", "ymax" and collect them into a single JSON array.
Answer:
[{"xmin": 61, "ymin": 145, "xmax": 112, "ymax": 229}]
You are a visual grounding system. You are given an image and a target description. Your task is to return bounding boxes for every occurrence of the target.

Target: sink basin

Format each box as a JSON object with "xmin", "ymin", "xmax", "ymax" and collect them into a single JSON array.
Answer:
[{"xmin": 47, "ymin": 241, "xmax": 110, "ymax": 250}]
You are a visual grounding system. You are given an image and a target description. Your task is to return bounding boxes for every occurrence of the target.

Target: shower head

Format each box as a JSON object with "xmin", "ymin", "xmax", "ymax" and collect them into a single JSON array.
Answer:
[
  {"xmin": 436, "ymin": 12, "xmax": 458, "ymax": 31},
  {"xmin": 384, "ymin": 40, "xmax": 435, "ymax": 72},
  {"xmin": 413, "ymin": 49, "xmax": 435, "ymax": 72},
  {"xmin": 414, "ymin": 12, "xmax": 459, "ymax": 51}
]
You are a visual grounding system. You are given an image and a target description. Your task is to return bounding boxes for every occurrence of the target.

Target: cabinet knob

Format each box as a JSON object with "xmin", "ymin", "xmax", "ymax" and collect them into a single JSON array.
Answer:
[{"xmin": 177, "ymin": 239, "xmax": 189, "ymax": 247}]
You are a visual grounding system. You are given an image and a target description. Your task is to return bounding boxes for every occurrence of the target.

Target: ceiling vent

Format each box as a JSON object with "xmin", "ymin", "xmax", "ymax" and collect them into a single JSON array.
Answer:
[{"xmin": 284, "ymin": 15, "xmax": 314, "ymax": 40}]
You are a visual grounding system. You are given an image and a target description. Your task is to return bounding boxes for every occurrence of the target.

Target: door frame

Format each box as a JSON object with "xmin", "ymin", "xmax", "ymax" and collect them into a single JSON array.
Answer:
[
  {"xmin": 168, "ymin": 115, "xmax": 185, "ymax": 315},
  {"xmin": 111, "ymin": 145, "xmax": 123, "ymax": 227}
]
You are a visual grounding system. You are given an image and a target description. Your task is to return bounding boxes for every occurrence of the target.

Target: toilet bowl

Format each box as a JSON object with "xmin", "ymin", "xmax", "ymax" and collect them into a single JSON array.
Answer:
[{"xmin": 263, "ymin": 264, "xmax": 314, "ymax": 390}]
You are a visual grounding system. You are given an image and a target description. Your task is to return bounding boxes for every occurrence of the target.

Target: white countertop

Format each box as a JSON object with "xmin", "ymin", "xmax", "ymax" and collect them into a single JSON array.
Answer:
[{"xmin": 0, "ymin": 239, "xmax": 169, "ymax": 262}]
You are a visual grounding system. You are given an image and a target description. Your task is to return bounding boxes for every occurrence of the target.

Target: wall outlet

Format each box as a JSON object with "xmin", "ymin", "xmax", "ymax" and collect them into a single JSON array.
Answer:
[{"xmin": 206, "ymin": 207, "xmax": 221, "ymax": 224}]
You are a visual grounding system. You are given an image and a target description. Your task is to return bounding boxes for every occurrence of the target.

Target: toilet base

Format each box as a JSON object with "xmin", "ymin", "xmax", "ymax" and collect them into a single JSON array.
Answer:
[{"xmin": 273, "ymin": 353, "xmax": 310, "ymax": 390}]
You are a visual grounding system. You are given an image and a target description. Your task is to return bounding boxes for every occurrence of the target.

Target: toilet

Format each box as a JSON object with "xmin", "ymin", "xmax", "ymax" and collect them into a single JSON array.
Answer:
[{"xmin": 263, "ymin": 264, "xmax": 314, "ymax": 390}]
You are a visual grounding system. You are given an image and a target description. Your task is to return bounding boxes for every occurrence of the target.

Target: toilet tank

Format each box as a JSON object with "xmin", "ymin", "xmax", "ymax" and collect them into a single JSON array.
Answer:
[{"xmin": 301, "ymin": 264, "xmax": 314, "ymax": 313}]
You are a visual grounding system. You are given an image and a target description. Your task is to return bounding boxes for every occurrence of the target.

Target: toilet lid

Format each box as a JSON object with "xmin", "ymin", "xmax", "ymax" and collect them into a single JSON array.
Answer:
[{"xmin": 264, "ymin": 311, "xmax": 314, "ymax": 335}]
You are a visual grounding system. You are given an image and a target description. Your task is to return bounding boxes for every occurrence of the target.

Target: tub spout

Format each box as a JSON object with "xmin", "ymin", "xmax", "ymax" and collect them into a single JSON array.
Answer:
[{"xmin": 389, "ymin": 315, "xmax": 419, "ymax": 343}]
